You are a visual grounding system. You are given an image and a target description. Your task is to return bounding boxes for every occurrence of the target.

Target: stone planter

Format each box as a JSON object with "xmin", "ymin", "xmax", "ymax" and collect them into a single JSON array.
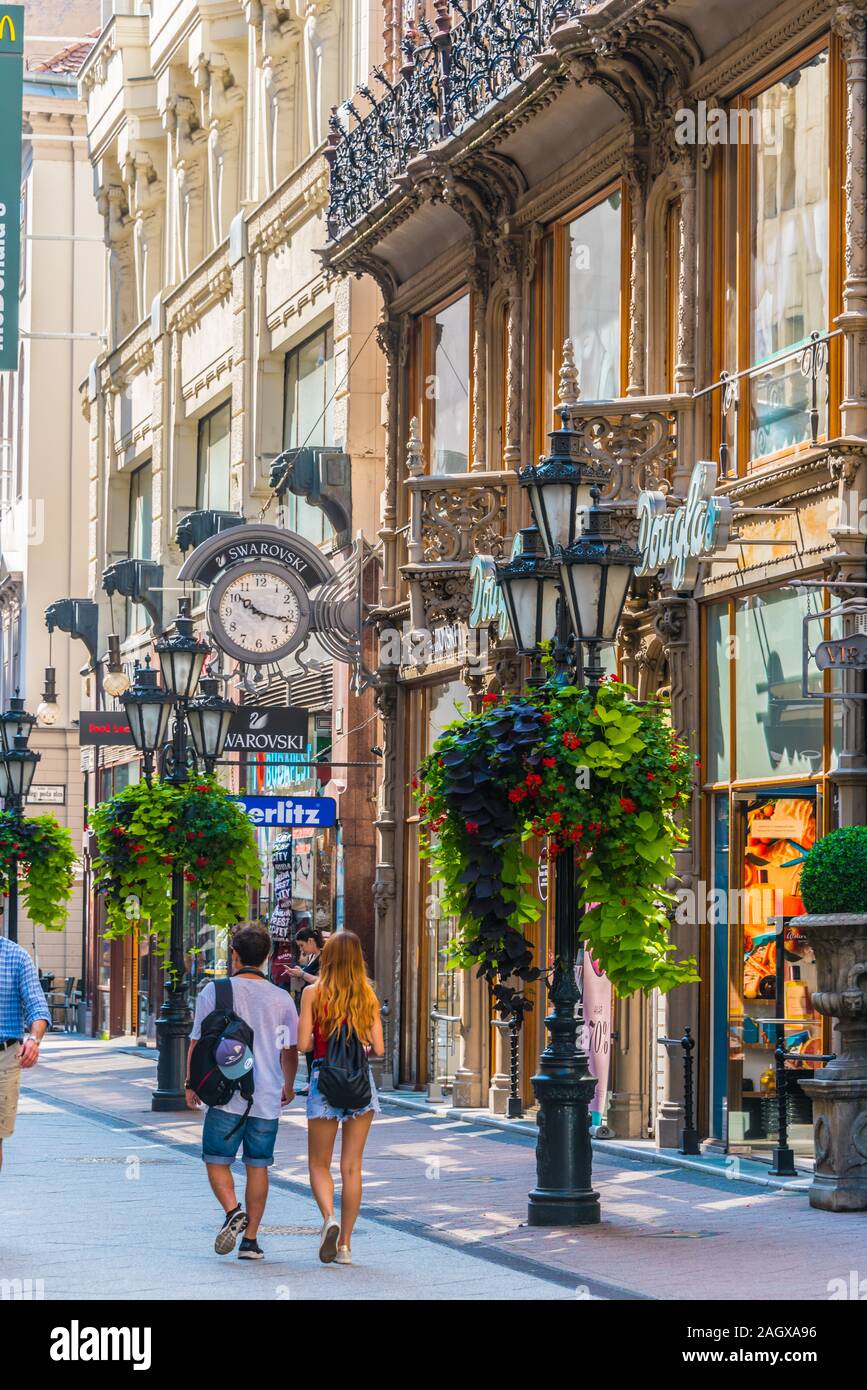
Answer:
[{"xmin": 791, "ymin": 914, "xmax": 867, "ymax": 1211}]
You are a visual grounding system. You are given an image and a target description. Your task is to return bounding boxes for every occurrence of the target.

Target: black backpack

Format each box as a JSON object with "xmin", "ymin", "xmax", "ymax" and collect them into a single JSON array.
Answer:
[
  {"xmin": 188, "ymin": 976, "xmax": 256, "ymax": 1137},
  {"xmin": 317, "ymin": 1025, "xmax": 372, "ymax": 1112}
]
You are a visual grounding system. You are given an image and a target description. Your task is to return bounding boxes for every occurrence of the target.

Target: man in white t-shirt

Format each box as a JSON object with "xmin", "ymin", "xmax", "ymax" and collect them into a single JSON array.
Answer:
[{"xmin": 187, "ymin": 924, "xmax": 298, "ymax": 1261}]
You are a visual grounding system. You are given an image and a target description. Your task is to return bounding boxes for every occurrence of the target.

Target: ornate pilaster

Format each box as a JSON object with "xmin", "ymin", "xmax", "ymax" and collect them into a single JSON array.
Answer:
[
  {"xmin": 97, "ymin": 183, "xmax": 134, "ymax": 346},
  {"xmin": 673, "ymin": 148, "xmax": 697, "ymax": 398},
  {"xmin": 834, "ymin": 3, "xmax": 867, "ymax": 439},
  {"xmin": 453, "ymin": 968, "xmax": 487, "ymax": 1107},
  {"xmin": 373, "ymin": 679, "xmax": 400, "ymax": 1086},
  {"xmin": 469, "ymin": 253, "xmax": 488, "ymax": 472},
  {"xmin": 624, "ymin": 155, "xmax": 647, "ymax": 398},
  {"xmin": 652, "ymin": 593, "xmax": 700, "ymax": 1147},
  {"xmin": 501, "ymin": 236, "xmax": 524, "ymax": 469},
  {"xmin": 377, "ymin": 314, "xmax": 406, "ymax": 609}
]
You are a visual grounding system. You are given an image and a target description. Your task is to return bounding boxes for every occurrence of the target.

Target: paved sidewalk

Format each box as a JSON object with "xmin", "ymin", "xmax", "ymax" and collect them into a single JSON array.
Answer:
[{"xmin": 7, "ymin": 1037, "xmax": 867, "ymax": 1301}]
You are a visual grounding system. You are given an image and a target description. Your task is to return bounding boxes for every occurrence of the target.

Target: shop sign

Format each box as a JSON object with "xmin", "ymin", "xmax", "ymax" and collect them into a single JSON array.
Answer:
[
  {"xmin": 468, "ymin": 555, "xmax": 510, "ymax": 638},
  {"xmin": 814, "ymin": 633, "xmax": 867, "ymax": 671},
  {"xmin": 635, "ymin": 461, "xmax": 732, "ymax": 591},
  {"xmin": 27, "ymin": 784, "xmax": 65, "ymax": 805},
  {"xmin": 176, "ymin": 522, "xmax": 336, "ymax": 592},
  {"xmin": 78, "ymin": 711, "xmax": 134, "ymax": 746},
  {"xmin": 223, "ymin": 706, "xmax": 308, "ymax": 753},
  {"xmin": 234, "ymin": 794, "xmax": 337, "ymax": 827},
  {"xmin": 0, "ymin": 8, "xmax": 24, "ymax": 371}
]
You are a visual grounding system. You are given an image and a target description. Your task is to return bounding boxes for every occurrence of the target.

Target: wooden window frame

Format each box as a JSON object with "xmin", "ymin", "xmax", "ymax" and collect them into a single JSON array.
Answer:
[
  {"xmin": 413, "ymin": 287, "xmax": 474, "ymax": 476},
  {"xmin": 546, "ymin": 180, "xmax": 629, "ymax": 435},
  {"xmin": 718, "ymin": 36, "xmax": 844, "ymax": 476}
]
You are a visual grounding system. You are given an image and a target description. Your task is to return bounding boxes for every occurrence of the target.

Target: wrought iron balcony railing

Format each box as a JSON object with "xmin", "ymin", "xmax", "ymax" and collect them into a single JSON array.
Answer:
[{"xmin": 324, "ymin": 0, "xmax": 592, "ymax": 242}]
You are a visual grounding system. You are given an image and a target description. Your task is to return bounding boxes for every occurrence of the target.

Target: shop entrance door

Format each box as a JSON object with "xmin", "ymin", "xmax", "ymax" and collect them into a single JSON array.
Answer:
[{"xmin": 727, "ymin": 788, "xmax": 824, "ymax": 1156}]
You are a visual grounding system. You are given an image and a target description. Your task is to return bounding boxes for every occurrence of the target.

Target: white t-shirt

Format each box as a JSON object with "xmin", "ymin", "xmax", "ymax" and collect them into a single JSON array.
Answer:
[{"xmin": 191, "ymin": 975, "xmax": 298, "ymax": 1121}]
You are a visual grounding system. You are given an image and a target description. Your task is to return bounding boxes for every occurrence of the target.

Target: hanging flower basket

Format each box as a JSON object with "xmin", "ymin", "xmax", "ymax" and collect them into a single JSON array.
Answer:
[
  {"xmin": 90, "ymin": 776, "xmax": 261, "ymax": 955},
  {"xmin": 415, "ymin": 677, "xmax": 699, "ymax": 1020},
  {"xmin": 0, "ymin": 811, "xmax": 76, "ymax": 931}
]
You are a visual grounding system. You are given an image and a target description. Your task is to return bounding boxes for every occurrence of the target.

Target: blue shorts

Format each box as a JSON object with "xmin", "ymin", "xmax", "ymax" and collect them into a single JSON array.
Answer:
[
  {"xmin": 202, "ymin": 1107, "xmax": 279, "ymax": 1169},
  {"xmin": 307, "ymin": 1063, "xmax": 381, "ymax": 1122}
]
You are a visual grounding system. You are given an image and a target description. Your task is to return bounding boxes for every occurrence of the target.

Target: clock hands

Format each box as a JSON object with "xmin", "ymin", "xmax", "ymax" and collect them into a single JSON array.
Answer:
[{"xmin": 239, "ymin": 595, "xmax": 293, "ymax": 622}]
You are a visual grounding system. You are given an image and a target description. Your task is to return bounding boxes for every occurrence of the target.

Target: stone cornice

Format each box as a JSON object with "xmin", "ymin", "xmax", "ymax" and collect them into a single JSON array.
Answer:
[
  {"xmin": 247, "ymin": 150, "xmax": 330, "ymax": 257},
  {"xmin": 164, "ymin": 246, "xmax": 232, "ymax": 334},
  {"xmin": 515, "ymin": 126, "xmax": 627, "ymax": 228},
  {"xmin": 689, "ymin": 0, "xmax": 836, "ymax": 102}
]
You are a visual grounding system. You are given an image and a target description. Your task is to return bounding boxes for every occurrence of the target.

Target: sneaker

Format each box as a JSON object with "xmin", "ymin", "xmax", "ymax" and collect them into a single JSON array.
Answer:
[
  {"xmin": 238, "ymin": 1237, "xmax": 264, "ymax": 1261},
  {"xmin": 319, "ymin": 1215, "xmax": 340, "ymax": 1264},
  {"xmin": 335, "ymin": 1246, "xmax": 352, "ymax": 1266},
  {"xmin": 215, "ymin": 1205, "xmax": 247, "ymax": 1255}
]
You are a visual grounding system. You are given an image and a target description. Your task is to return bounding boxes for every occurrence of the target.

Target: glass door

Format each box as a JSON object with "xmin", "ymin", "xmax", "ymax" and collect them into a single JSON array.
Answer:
[{"xmin": 728, "ymin": 789, "xmax": 824, "ymax": 1154}]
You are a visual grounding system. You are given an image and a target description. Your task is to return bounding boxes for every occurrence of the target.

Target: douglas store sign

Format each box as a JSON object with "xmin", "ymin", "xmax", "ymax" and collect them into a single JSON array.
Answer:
[{"xmin": 635, "ymin": 461, "xmax": 732, "ymax": 591}]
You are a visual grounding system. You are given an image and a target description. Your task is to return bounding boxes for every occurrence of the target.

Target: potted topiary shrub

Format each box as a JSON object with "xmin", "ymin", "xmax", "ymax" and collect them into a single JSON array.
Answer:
[{"xmin": 794, "ymin": 825, "xmax": 867, "ymax": 1211}]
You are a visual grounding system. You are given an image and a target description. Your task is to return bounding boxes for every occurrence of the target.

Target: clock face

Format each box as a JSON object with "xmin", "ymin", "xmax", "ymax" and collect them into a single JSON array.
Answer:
[{"xmin": 208, "ymin": 563, "xmax": 310, "ymax": 663}]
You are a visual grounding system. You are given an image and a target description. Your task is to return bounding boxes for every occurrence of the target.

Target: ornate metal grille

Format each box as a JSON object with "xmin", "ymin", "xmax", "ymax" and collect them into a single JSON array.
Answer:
[{"xmin": 325, "ymin": 0, "xmax": 593, "ymax": 242}]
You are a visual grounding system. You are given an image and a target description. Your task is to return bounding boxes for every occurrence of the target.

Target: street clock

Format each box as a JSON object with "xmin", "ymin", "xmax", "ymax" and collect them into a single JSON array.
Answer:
[{"xmin": 206, "ymin": 561, "xmax": 311, "ymax": 665}]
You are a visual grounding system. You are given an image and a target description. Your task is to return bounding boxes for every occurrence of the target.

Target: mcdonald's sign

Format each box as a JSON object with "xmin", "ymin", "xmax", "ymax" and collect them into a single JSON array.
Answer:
[{"xmin": 0, "ymin": 7, "xmax": 23, "ymax": 370}]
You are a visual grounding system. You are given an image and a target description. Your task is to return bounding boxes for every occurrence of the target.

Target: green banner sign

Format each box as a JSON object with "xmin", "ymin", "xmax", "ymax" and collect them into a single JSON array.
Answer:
[{"xmin": 0, "ymin": 6, "xmax": 24, "ymax": 371}]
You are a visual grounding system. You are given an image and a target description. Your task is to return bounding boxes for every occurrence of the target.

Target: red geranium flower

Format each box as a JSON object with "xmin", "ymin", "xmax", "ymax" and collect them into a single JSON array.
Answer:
[
  {"xmin": 549, "ymin": 812, "xmax": 562, "ymax": 825},
  {"xmin": 541, "ymin": 712, "xmax": 553, "ymax": 724},
  {"xmin": 543, "ymin": 757, "xmax": 557, "ymax": 769},
  {"xmin": 619, "ymin": 797, "xmax": 637, "ymax": 814},
  {"xmin": 466, "ymin": 821, "xmax": 480, "ymax": 834},
  {"xmin": 136, "ymin": 855, "xmax": 148, "ymax": 865},
  {"xmin": 646, "ymin": 772, "xmax": 655, "ymax": 781},
  {"xmin": 411, "ymin": 777, "xmax": 419, "ymax": 791},
  {"xmin": 557, "ymin": 783, "xmax": 564, "ymax": 792},
  {"xmin": 482, "ymin": 693, "xmax": 498, "ymax": 705},
  {"xmin": 195, "ymin": 855, "xmax": 207, "ymax": 867},
  {"xmin": 508, "ymin": 788, "xmax": 526, "ymax": 803}
]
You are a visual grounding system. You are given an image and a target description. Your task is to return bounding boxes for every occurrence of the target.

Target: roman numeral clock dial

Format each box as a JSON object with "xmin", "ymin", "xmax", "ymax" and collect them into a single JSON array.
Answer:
[{"xmin": 207, "ymin": 561, "xmax": 311, "ymax": 664}]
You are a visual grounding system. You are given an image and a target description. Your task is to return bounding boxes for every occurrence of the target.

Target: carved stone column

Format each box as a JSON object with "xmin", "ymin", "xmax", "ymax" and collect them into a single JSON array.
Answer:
[
  {"xmin": 489, "ymin": 1019, "xmax": 512, "ymax": 1113},
  {"xmin": 653, "ymin": 594, "xmax": 701, "ymax": 1147},
  {"xmin": 625, "ymin": 155, "xmax": 647, "ymax": 398},
  {"xmin": 469, "ymin": 253, "xmax": 488, "ymax": 472},
  {"xmin": 501, "ymin": 238, "xmax": 524, "ymax": 469},
  {"xmin": 829, "ymin": 447, "xmax": 867, "ymax": 826},
  {"xmin": 453, "ymin": 967, "xmax": 487, "ymax": 1107},
  {"xmin": 377, "ymin": 315, "xmax": 405, "ymax": 609},
  {"xmin": 673, "ymin": 149, "xmax": 697, "ymax": 397},
  {"xmin": 833, "ymin": 3, "xmax": 867, "ymax": 440},
  {"xmin": 373, "ymin": 679, "xmax": 400, "ymax": 1086}
]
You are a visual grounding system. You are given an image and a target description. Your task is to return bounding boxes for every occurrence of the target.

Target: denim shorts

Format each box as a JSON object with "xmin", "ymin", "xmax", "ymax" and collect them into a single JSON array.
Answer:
[
  {"xmin": 202, "ymin": 1107, "xmax": 279, "ymax": 1168},
  {"xmin": 306, "ymin": 1062, "xmax": 381, "ymax": 1122}
]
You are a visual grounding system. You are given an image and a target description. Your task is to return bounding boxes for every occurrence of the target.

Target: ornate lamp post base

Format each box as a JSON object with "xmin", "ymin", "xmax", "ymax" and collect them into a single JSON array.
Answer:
[
  {"xmin": 152, "ymin": 986, "xmax": 193, "ymax": 1111},
  {"xmin": 528, "ymin": 1063, "xmax": 600, "ymax": 1226}
]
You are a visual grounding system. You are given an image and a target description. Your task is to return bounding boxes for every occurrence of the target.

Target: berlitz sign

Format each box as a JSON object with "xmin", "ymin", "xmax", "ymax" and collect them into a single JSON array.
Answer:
[{"xmin": 635, "ymin": 461, "xmax": 732, "ymax": 591}]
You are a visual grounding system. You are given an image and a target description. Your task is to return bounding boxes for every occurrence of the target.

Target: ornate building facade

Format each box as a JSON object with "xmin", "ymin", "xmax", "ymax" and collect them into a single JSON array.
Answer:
[
  {"xmin": 77, "ymin": 0, "xmax": 385, "ymax": 1037},
  {"xmin": 324, "ymin": 0, "xmax": 867, "ymax": 1156}
]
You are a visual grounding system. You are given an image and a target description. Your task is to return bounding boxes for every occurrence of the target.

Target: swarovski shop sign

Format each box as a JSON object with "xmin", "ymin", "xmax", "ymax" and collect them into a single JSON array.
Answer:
[{"xmin": 635, "ymin": 461, "xmax": 732, "ymax": 591}]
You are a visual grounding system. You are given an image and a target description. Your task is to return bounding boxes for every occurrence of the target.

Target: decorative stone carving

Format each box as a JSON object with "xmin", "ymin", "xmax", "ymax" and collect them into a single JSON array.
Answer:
[
  {"xmin": 97, "ymin": 183, "xmax": 134, "ymax": 345},
  {"xmin": 304, "ymin": 1, "xmax": 342, "ymax": 148},
  {"xmin": 121, "ymin": 150, "xmax": 164, "ymax": 323},
  {"xmin": 794, "ymin": 913, "xmax": 867, "ymax": 1210},
  {"xmin": 577, "ymin": 406, "xmax": 676, "ymax": 500},
  {"xmin": 417, "ymin": 482, "xmax": 509, "ymax": 563},
  {"xmin": 162, "ymin": 93, "xmax": 207, "ymax": 279}
]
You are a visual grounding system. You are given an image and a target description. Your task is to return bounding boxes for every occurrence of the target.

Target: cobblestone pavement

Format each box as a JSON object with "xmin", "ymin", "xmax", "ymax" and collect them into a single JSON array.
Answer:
[{"xmin": 5, "ymin": 1037, "xmax": 866, "ymax": 1302}]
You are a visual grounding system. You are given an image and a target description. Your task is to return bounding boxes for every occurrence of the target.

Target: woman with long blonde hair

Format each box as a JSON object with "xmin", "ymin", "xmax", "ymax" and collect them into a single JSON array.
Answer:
[{"xmin": 297, "ymin": 930, "xmax": 384, "ymax": 1265}]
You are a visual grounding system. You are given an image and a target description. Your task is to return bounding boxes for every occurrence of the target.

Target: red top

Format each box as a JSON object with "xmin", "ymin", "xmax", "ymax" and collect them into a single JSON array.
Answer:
[{"xmin": 312, "ymin": 1020, "xmax": 330, "ymax": 1060}]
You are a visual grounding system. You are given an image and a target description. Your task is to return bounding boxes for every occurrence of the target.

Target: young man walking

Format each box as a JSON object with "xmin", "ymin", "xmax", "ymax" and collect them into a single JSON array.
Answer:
[
  {"xmin": 187, "ymin": 924, "xmax": 298, "ymax": 1260},
  {"xmin": 0, "ymin": 934, "xmax": 51, "ymax": 1173}
]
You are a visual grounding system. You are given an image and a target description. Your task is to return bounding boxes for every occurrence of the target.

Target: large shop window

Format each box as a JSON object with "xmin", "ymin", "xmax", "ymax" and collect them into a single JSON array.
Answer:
[
  {"xmin": 565, "ymin": 189, "xmax": 622, "ymax": 401},
  {"xmin": 282, "ymin": 325, "xmax": 335, "ymax": 546},
  {"xmin": 196, "ymin": 400, "xmax": 231, "ymax": 512},
  {"xmin": 722, "ymin": 46, "xmax": 835, "ymax": 468},
  {"xmin": 127, "ymin": 461, "xmax": 153, "ymax": 634},
  {"xmin": 734, "ymin": 591, "xmax": 824, "ymax": 780},
  {"xmin": 727, "ymin": 792, "xmax": 822, "ymax": 1154},
  {"xmin": 424, "ymin": 295, "xmax": 471, "ymax": 475}
]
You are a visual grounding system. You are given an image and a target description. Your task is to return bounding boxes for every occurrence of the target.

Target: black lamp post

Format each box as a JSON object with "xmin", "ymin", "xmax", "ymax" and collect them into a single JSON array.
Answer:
[
  {"xmin": 496, "ymin": 411, "xmax": 640, "ymax": 1227},
  {"xmin": 0, "ymin": 696, "xmax": 41, "ymax": 944},
  {"xmin": 120, "ymin": 599, "xmax": 233, "ymax": 1111}
]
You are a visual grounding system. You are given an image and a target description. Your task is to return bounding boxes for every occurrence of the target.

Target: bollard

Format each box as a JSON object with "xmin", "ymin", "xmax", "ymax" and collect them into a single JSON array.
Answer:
[
  {"xmin": 769, "ymin": 1040, "xmax": 836, "ymax": 1177},
  {"xmin": 661, "ymin": 1028, "xmax": 700, "ymax": 1155},
  {"xmin": 507, "ymin": 1014, "xmax": 524, "ymax": 1119}
]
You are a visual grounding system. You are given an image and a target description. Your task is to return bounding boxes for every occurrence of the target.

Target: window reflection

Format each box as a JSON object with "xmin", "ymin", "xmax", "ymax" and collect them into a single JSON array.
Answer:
[
  {"xmin": 750, "ymin": 53, "xmax": 828, "ymax": 458},
  {"xmin": 196, "ymin": 400, "xmax": 231, "ymax": 512},
  {"xmin": 430, "ymin": 296, "xmax": 470, "ymax": 474},
  {"xmin": 566, "ymin": 191, "xmax": 622, "ymax": 401},
  {"xmin": 283, "ymin": 324, "xmax": 335, "ymax": 545}
]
